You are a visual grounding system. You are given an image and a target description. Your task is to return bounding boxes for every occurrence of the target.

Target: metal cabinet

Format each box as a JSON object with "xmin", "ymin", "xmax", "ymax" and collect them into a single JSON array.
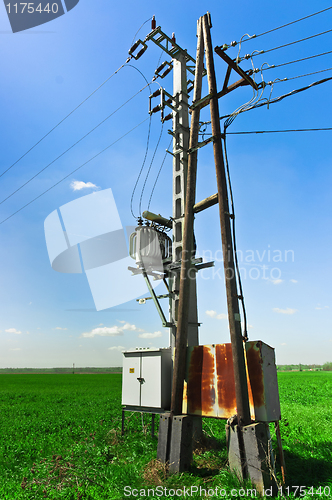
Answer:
[{"xmin": 122, "ymin": 348, "xmax": 172, "ymax": 411}]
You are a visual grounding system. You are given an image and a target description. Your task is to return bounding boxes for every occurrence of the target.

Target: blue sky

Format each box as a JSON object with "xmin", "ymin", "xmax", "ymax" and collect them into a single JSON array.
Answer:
[{"xmin": 0, "ymin": 0, "xmax": 331, "ymax": 368}]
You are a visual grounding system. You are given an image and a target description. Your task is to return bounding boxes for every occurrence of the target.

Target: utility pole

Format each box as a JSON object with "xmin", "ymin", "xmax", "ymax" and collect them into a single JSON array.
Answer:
[
  {"xmin": 141, "ymin": 14, "xmax": 280, "ymax": 491},
  {"xmin": 201, "ymin": 14, "xmax": 251, "ymax": 428}
]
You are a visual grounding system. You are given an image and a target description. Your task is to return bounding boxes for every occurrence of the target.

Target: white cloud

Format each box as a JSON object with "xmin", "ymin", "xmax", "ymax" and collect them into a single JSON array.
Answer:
[
  {"xmin": 138, "ymin": 331, "xmax": 162, "ymax": 339},
  {"xmin": 81, "ymin": 323, "xmax": 139, "ymax": 338},
  {"xmin": 5, "ymin": 328, "xmax": 22, "ymax": 334},
  {"xmin": 281, "ymin": 343, "xmax": 287, "ymax": 346},
  {"xmin": 70, "ymin": 180, "xmax": 99, "ymax": 191},
  {"xmin": 271, "ymin": 279, "xmax": 283, "ymax": 285},
  {"xmin": 9, "ymin": 348, "xmax": 22, "ymax": 351},
  {"xmin": 206, "ymin": 310, "xmax": 227, "ymax": 320},
  {"xmin": 273, "ymin": 308, "xmax": 298, "ymax": 315},
  {"xmin": 206, "ymin": 310, "xmax": 217, "ymax": 318},
  {"xmin": 55, "ymin": 327, "xmax": 67, "ymax": 330},
  {"xmin": 290, "ymin": 279, "xmax": 298, "ymax": 283},
  {"xmin": 315, "ymin": 305, "xmax": 330, "ymax": 310},
  {"xmin": 108, "ymin": 346, "xmax": 125, "ymax": 351}
]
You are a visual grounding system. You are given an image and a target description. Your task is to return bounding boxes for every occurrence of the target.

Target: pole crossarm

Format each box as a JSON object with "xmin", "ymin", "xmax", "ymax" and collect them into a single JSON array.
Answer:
[
  {"xmin": 214, "ymin": 46, "xmax": 258, "ymax": 90},
  {"xmin": 145, "ymin": 26, "xmax": 206, "ymax": 77}
]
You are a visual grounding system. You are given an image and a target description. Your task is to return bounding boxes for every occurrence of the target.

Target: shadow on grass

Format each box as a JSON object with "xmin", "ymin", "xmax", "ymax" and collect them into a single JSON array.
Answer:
[
  {"xmin": 191, "ymin": 434, "xmax": 228, "ymax": 478},
  {"xmin": 282, "ymin": 442, "xmax": 332, "ymax": 488}
]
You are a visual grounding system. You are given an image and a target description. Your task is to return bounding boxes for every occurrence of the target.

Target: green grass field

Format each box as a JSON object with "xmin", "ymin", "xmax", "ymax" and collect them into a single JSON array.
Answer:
[{"xmin": 0, "ymin": 372, "xmax": 331, "ymax": 499}]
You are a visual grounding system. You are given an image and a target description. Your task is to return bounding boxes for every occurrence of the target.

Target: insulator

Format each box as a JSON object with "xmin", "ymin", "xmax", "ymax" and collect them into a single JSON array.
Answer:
[
  {"xmin": 156, "ymin": 61, "xmax": 167, "ymax": 74},
  {"xmin": 151, "ymin": 104, "xmax": 161, "ymax": 114},
  {"xmin": 129, "ymin": 40, "xmax": 140, "ymax": 54},
  {"xmin": 163, "ymin": 113, "xmax": 172, "ymax": 121},
  {"xmin": 171, "ymin": 32, "xmax": 176, "ymax": 45},
  {"xmin": 135, "ymin": 47, "xmax": 147, "ymax": 60},
  {"xmin": 151, "ymin": 15, "xmax": 156, "ymax": 30},
  {"xmin": 160, "ymin": 66, "xmax": 172, "ymax": 78},
  {"xmin": 151, "ymin": 89, "xmax": 161, "ymax": 98}
]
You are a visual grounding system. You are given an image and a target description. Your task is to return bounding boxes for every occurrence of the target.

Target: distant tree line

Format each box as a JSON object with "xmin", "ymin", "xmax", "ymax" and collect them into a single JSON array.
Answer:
[
  {"xmin": 277, "ymin": 363, "xmax": 332, "ymax": 371},
  {"xmin": 0, "ymin": 367, "xmax": 122, "ymax": 374}
]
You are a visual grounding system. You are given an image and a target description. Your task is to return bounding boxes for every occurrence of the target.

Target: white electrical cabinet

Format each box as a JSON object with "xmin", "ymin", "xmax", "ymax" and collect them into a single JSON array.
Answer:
[{"xmin": 122, "ymin": 348, "xmax": 172, "ymax": 410}]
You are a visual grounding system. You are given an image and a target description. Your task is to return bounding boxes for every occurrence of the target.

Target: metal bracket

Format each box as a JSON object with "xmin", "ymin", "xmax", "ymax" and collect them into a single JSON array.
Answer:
[
  {"xmin": 145, "ymin": 27, "xmax": 206, "ymax": 77},
  {"xmin": 141, "ymin": 270, "xmax": 173, "ymax": 328},
  {"xmin": 188, "ymin": 135, "xmax": 217, "ymax": 154}
]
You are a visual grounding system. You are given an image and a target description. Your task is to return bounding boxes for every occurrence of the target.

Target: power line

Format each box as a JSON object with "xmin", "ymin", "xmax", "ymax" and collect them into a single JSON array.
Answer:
[
  {"xmin": 219, "ymin": 76, "xmax": 332, "ymax": 120},
  {"xmin": 242, "ymin": 6, "xmax": 332, "ymax": 42},
  {"xmin": 1, "ymin": 17, "xmax": 154, "ymax": 179},
  {"xmin": 243, "ymin": 28, "xmax": 332, "ymax": 60},
  {"xmin": 226, "ymin": 127, "xmax": 332, "ymax": 134},
  {"xmin": 1, "ymin": 61, "xmax": 129, "ymax": 178},
  {"xmin": 0, "ymin": 79, "xmax": 153, "ymax": 207},
  {"xmin": 130, "ymin": 17, "xmax": 152, "ymax": 46},
  {"xmin": 274, "ymin": 67, "xmax": 332, "ymax": 82},
  {"xmin": 139, "ymin": 121, "xmax": 164, "ymax": 216},
  {"xmin": 262, "ymin": 50, "xmax": 332, "ymax": 70},
  {"xmin": 0, "ymin": 118, "xmax": 148, "ymax": 226},
  {"xmin": 147, "ymin": 138, "xmax": 172, "ymax": 212}
]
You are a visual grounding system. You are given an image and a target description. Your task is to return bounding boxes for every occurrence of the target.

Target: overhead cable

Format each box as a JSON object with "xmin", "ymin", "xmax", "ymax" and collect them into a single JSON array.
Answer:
[
  {"xmin": 1, "ymin": 17, "xmax": 154, "ymax": 179},
  {"xmin": 0, "ymin": 79, "xmax": 153, "ymax": 207},
  {"xmin": 218, "ymin": 76, "xmax": 332, "ymax": 120},
  {"xmin": 226, "ymin": 6, "xmax": 332, "ymax": 48},
  {"xmin": 147, "ymin": 138, "xmax": 172, "ymax": 212},
  {"xmin": 226, "ymin": 128, "xmax": 332, "ymax": 134},
  {"xmin": 242, "ymin": 28, "xmax": 332, "ymax": 61},
  {"xmin": 262, "ymin": 50, "xmax": 332, "ymax": 70},
  {"xmin": 1, "ymin": 61, "xmax": 129, "ymax": 178},
  {"xmin": 222, "ymin": 131, "xmax": 248, "ymax": 341},
  {"xmin": 139, "ymin": 121, "xmax": 164, "ymax": 216},
  {"xmin": 273, "ymin": 67, "xmax": 332, "ymax": 82},
  {"xmin": 0, "ymin": 118, "xmax": 148, "ymax": 226},
  {"xmin": 248, "ymin": 6, "xmax": 332, "ymax": 40}
]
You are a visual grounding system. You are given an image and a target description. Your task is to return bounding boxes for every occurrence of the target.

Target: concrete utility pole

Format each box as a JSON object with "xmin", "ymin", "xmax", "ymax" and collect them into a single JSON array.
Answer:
[
  {"xmin": 170, "ymin": 54, "xmax": 199, "ymax": 353},
  {"xmin": 170, "ymin": 17, "xmax": 205, "ymax": 417}
]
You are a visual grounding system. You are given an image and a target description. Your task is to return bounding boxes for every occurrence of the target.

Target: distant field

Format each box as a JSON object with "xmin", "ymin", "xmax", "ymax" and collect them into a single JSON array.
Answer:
[{"xmin": 0, "ymin": 372, "xmax": 331, "ymax": 499}]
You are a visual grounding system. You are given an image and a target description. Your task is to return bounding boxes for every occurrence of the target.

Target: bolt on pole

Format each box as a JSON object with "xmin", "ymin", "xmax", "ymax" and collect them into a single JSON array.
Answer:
[{"xmin": 201, "ymin": 13, "xmax": 251, "ymax": 427}]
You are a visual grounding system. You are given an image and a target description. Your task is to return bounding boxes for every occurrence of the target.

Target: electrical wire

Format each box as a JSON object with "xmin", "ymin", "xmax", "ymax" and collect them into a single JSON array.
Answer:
[
  {"xmin": 222, "ymin": 129, "xmax": 248, "ymax": 341},
  {"xmin": 262, "ymin": 50, "xmax": 332, "ymax": 70},
  {"xmin": 130, "ymin": 17, "xmax": 153, "ymax": 46},
  {"xmin": 226, "ymin": 127, "xmax": 332, "ymax": 134},
  {"xmin": 245, "ymin": 28, "xmax": 332, "ymax": 60},
  {"xmin": 138, "ymin": 121, "xmax": 164, "ymax": 216},
  {"xmin": 0, "ymin": 61, "xmax": 129, "ymax": 178},
  {"xmin": 128, "ymin": 67, "xmax": 154, "ymax": 220},
  {"xmin": 218, "ymin": 76, "xmax": 332, "ymax": 120},
  {"xmin": 147, "ymin": 138, "xmax": 172, "ymax": 212},
  {"xmin": 273, "ymin": 67, "xmax": 332, "ymax": 82},
  {"xmin": 231, "ymin": 6, "xmax": 332, "ymax": 46},
  {"xmin": 1, "ymin": 17, "xmax": 154, "ymax": 179},
  {"xmin": 0, "ymin": 118, "xmax": 149, "ymax": 226},
  {"xmin": 0, "ymin": 79, "xmax": 153, "ymax": 207}
]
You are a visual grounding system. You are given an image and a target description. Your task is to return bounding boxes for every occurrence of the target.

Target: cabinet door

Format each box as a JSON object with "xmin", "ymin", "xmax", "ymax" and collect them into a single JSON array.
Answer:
[
  {"xmin": 122, "ymin": 355, "xmax": 141, "ymax": 406},
  {"xmin": 141, "ymin": 354, "xmax": 161, "ymax": 408}
]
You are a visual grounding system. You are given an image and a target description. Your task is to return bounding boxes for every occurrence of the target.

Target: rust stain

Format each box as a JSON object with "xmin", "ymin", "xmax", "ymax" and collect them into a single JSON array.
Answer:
[
  {"xmin": 215, "ymin": 343, "xmax": 237, "ymax": 414},
  {"xmin": 186, "ymin": 346, "xmax": 203, "ymax": 414},
  {"xmin": 201, "ymin": 346, "xmax": 215, "ymax": 415},
  {"xmin": 246, "ymin": 341, "xmax": 265, "ymax": 409},
  {"xmin": 186, "ymin": 345, "xmax": 215, "ymax": 415}
]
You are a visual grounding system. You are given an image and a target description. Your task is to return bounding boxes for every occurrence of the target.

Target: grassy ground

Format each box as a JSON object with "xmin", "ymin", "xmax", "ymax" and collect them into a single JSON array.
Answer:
[{"xmin": 0, "ymin": 372, "xmax": 331, "ymax": 499}]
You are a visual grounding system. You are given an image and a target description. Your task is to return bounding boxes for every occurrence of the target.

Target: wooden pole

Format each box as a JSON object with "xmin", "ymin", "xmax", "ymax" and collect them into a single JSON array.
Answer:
[
  {"xmin": 170, "ymin": 17, "xmax": 205, "ymax": 416},
  {"xmin": 201, "ymin": 13, "xmax": 251, "ymax": 426}
]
